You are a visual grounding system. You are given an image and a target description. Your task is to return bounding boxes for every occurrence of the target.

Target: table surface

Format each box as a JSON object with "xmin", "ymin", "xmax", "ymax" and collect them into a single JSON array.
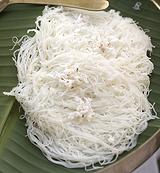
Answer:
[{"xmin": 133, "ymin": 148, "xmax": 160, "ymax": 173}]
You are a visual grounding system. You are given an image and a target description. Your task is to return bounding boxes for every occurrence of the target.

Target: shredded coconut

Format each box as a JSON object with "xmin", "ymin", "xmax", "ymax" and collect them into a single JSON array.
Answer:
[{"xmin": 4, "ymin": 6, "xmax": 156, "ymax": 171}]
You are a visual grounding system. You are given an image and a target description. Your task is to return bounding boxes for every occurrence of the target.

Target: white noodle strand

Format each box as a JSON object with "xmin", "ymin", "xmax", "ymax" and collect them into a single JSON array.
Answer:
[{"xmin": 4, "ymin": 7, "xmax": 156, "ymax": 171}]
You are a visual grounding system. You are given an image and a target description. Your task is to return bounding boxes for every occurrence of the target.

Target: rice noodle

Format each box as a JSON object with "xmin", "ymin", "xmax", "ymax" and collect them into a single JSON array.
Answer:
[{"xmin": 4, "ymin": 7, "xmax": 157, "ymax": 171}]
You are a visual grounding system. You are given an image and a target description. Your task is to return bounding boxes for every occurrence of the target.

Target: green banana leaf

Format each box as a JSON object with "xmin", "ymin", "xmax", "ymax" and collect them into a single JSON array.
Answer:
[{"xmin": 0, "ymin": 0, "xmax": 160, "ymax": 173}]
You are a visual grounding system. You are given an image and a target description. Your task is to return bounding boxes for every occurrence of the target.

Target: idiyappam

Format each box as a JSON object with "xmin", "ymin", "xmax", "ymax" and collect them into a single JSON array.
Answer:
[{"xmin": 4, "ymin": 6, "xmax": 157, "ymax": 171}]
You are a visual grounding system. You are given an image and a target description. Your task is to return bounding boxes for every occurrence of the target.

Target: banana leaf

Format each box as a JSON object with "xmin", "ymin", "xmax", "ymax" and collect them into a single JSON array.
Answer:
[{"xmin": 0, "ymin": 0, "xmax": 160, "ymax": 172}]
